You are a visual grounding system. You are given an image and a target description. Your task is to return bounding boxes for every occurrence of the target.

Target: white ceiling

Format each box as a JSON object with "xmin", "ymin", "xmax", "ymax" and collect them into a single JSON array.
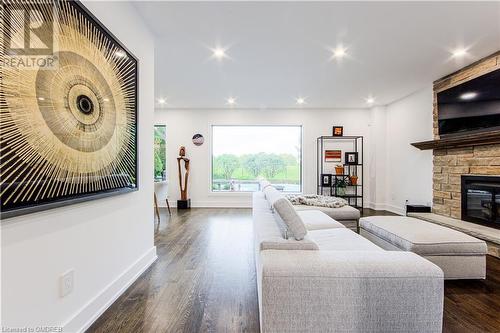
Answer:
[{"xmin": 133, "ymin": 1, "xmax": 500, "ymax": 109}]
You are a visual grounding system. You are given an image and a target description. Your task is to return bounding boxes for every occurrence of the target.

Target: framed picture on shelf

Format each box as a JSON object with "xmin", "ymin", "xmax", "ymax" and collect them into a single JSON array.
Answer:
[
  {"xmin": 345, "ymin": 152, "xmax": 358, "ymax": 164},
  {"xmin": 332, "ymin": 126, "xmax": 343, "ymax": 136},
  {"xmin": 321, "ymin": 174, "xmax": 332, "ymax": 186},
  {"xmin": 325, "ymin": 149, "xmax": 341, "ymax": 162}
]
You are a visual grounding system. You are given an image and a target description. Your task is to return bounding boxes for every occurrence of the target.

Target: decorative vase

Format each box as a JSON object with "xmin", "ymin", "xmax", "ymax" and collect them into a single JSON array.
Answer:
[
  {"xmin": 337, "ymin": 187, "xmax": 346, "ymax": 196},
  {"xmin": 335, "ymin": 166, "xmax": 344, "ymax": 175},
  {"xmin": 350, "ymin": 176, "xmax": 358, "ymax": 185}
]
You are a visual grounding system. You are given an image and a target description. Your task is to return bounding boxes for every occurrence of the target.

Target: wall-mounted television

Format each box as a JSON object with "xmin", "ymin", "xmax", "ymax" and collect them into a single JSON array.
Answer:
[{"xmin": 437, "ymin": 68, "xmax": 500, "ymax": 137}]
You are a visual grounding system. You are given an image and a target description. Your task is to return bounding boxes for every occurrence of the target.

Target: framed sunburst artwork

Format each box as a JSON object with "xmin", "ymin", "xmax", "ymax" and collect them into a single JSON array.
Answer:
[{"xmin": 0, "ymin": 0, "xmax": 138, "ymax": 218}]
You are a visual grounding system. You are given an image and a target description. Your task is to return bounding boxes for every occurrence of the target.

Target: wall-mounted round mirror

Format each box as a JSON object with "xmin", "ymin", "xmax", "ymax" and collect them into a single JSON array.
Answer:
[{"xmin": 192, "ymin": 133, "xmax": 204, "ymax": 146}]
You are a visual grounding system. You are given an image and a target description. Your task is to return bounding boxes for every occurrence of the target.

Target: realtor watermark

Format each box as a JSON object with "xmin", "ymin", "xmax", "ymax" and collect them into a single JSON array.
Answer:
[
  {"xmin": 1, "ymin": 327, "xmax": 62, "ymax": 332},
  {"xmin": 1, "ymin": 0, "xmax": 59, "ymax": 69}
]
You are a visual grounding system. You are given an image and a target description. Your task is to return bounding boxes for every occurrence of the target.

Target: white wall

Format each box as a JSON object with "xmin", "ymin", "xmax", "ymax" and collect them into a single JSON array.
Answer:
[
  {"xmin": 1, "ymin": 2, "xmax": 156, "ymax": 332},
  {"xmin": 154, "ymin": 108, "xmax": 378, "ymax": 208},
  {"xmin": 384, "ymin": 85, "xmax": 434, "ymax": 214},
  {"xmin": 155, "ymin": 92, "xmax": 434, "ymax": 214},
  {"xmin": 368, "ymin": 106, "xmax": 388, "ymax": 210}
]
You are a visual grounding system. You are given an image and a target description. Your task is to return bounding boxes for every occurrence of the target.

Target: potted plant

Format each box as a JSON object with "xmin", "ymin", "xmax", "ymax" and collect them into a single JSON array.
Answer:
[
  {"xmin": 335, "ymin": 178, "xmax": 349, "ymax": 196},
  {"xmin": 350, "ymin": 175, "xmax": 358, "ymax": 185},
  {"xmin": 335, "ymin": 164, "xmax": 344, "ymax": 175}
]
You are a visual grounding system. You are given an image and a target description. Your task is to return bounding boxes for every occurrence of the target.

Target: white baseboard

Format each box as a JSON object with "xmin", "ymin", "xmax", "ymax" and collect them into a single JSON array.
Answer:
[
  {"xmin": 366, "ymin": 202, "xmax": 384, "ymax": 211},
  {"xmin": 63, "ymin": 247, "xmax": 157, "ymax": 333},
  {"xmin": 366, "ymin": 202, "xmax": 405, "ymax": 216},
  {"xmin": 384, "ymin": 204, "xmax": 405, "ymax": 216},
  {"xmin": 161, "ymin": 200, "xmax": 252, "ymax": 208},
  {"xmin": 164, "ymin": 200, "xmax": 404, "ymax": 213}
]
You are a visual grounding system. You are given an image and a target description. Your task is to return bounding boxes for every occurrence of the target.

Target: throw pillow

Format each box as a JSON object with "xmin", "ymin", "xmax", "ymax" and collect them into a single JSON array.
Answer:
[{"xmin": 273, "ymin": 198, "xmax": 307, "ymax": 240}]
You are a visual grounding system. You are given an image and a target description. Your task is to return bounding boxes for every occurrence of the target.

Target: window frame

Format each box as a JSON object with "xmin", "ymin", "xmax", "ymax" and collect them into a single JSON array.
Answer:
[{"xmin": 209, "ymin": 124, "xmax": 303, "ymax": 194}]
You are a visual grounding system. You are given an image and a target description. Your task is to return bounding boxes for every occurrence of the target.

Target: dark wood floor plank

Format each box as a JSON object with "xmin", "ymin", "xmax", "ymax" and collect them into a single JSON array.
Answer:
[{"xmin": 87, "ymin": 208, "xmax": 500, "ymax": 333}]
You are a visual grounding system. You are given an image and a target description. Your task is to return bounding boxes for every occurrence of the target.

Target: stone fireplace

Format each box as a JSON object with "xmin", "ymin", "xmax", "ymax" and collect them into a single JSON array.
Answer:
[
  {"xmin": 430, "ymin": 51, "xmax": 500, "ymax": 220},
  {"xmin": 411, "ymin": 51, "xmax": 500, "ymax": 258}
]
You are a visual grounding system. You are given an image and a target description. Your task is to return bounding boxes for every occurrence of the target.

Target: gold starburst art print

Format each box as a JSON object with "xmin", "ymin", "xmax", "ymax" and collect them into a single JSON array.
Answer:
[{"xmin": 0, "ymin": 0, "xmax": 138, "ymax": 218}]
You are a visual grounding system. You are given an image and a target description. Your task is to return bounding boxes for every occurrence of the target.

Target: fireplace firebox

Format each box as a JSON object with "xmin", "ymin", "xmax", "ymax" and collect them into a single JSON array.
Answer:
[{"xmin": 461, "ymin": 175, "xmax": 500, "ymax": 229}]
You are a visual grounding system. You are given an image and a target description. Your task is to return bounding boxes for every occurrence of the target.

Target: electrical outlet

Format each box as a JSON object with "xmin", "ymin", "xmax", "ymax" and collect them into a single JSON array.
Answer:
[{"xmin": 60, "ymin": 270, "xmax": 74, "ymax": 298}]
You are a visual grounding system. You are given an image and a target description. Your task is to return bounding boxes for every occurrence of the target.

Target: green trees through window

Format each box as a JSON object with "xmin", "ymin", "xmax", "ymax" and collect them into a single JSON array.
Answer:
[
  {"xmin": 154, "ymin": 125, "xmax": 166, "ymax": 180},
  {"xmin": 212, "ymin": 126, "xmax": 302, "ymax": 192}
]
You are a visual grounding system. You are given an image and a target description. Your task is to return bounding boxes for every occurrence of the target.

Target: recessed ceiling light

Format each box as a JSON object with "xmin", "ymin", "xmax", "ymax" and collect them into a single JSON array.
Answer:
[
  {"xmin": 226, "ymin": 97, "xmax": 236, "ymax": 105},
  {"xmin": 38, "ymin": 97, "xmax": 45, "ymax": 101},
  {"xmin": 296, "ymin": 97, "xmax": 306, "ymax": 105},
  {"xmin": 460, "ymin": 92, "xmax": 478, "ymax": 100},
  {"xmin": 115, "ymin": 50, "xmax": 126, "ymax": 58},
  {"xmin": 365, "ymin": 96, "xmax": 375, "ymax": 105},
  {"xmin": 451, "ymin": 48, "xmax": 467, "ymax": 58},
  {"xmin": 332, "ymin": 46, "xmax": 347, "ymax": 59},
  {"xmin": 213, "ymin": 47, "xmax": 227, "ymax": 60},
  {"xmin": 103, "ymin": 98, "xmax": 110, "ymax": 102},
  {"xmin": 158, "ymin": 98, "xmax": 166, "ymax": 105}
]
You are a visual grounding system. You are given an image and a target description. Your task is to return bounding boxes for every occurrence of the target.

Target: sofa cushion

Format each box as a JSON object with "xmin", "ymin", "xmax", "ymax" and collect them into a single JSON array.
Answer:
[
  {"xmin": 360, "ymin": 216, "xmax": 487, "ymax": 256},
  {"xmin": 273, "ymin": 212, "xmax": 291, "ymax": 239},
  {"xmin": 260, "ymin": 235, "xmax": 319, "ymax": 251},
  {"xmin": 260, "ymin": 180, "xmax": 273, "ymax": 191},
  {"xmin": 294, "ymin": 204, "xmax": 360, "ymax": 220},
  {"xmin": 264, "ymin": 186, "xmax": 282, "ymax": 206},
  {"xmin": 296, "ymin": 210, "xmax": 345, "ymax": 230},
  {"xmin": 253, "ymin": 193, "xmax": 283, "ymax": 236},
  {"xmin": 308, "ymin": 228, "xmax": 383, "ymax": 251},
  {"xmin": 273, "ymin": 198, "xmax": 308, "ymax": 240}
]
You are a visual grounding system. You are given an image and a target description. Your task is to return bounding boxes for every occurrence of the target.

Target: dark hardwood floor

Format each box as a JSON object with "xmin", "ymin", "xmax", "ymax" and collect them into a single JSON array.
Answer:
[{"xmin": 88, "ymin": 208, "xmax": 500, "ymax": 333}]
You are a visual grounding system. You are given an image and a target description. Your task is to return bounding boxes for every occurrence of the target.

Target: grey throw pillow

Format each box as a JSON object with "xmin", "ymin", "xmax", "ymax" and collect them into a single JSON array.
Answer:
[
  {"xmin": 273, "ymin": 213, "xmax": 291, "ymax": 239},
  {"xmin": 273, "ymin": 198, "xmax": 307, "ymax": 240}
]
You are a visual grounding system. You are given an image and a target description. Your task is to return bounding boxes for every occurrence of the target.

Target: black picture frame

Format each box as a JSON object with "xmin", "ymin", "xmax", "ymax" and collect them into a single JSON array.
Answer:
[
  {"xmin": 345, "ymin": 152, "xmax": 358, "ymax": 165},
  {"xmin": 321, "ymin": 174, "xmax": 332, "ymax": 186},
  {"xmin": 0, "ymin": 0, "xmax": 139, "ymax": 219},
  {"xmin": 332, "ymin": 126, "xmax": 344, "ymax": 136}
]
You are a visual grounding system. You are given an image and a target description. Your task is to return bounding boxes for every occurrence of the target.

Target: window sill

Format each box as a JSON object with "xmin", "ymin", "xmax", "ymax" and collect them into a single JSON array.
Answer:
[
  {"xmin": 208, "ymin": 190, "xmax": 303, "ymax": 196},
  {"xmin": 208, "ymin": 191, "xmax": 253, "ymax": 196}
]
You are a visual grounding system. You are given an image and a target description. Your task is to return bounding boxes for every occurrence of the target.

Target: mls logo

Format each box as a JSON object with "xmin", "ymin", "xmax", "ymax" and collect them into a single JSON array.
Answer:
[{"xmin": 3, "ymin": 1, "xmax": 54, "ymax": 56}]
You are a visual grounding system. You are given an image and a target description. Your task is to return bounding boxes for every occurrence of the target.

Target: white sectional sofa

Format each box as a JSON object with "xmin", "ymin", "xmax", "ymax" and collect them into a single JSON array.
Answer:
[{"xmin": 253, "ymin": 186, "xmax": 444, "ymax": 333}]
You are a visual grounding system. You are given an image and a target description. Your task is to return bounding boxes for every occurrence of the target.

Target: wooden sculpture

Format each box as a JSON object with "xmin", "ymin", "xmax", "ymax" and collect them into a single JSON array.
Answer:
[{"xmin": 176, "ymin": 146, "xmax": 191, "ymax": 208}]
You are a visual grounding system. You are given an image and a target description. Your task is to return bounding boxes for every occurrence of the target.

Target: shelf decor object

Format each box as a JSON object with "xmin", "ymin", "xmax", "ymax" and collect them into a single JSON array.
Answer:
[
  {"xmin": 325, "ymin": 150, "xmax": 341, "ymax": 163},
  {"xmin": 321, "ymin": 174, "xmax": 332, "ymax": 187},
  {"xmin": 332, "ymin": 126, "xmax": 344, "ymax": 136},
  {"xmin": 0, "ymin": 0, "xmax": 138, "ymax": 218},
  {"xmin": 345, "ymin": 152, "xmax": 358, "ymax": 165},
  {"xmin": 317, "ymin": 136, "xmax": 364, "ymax": 209}
]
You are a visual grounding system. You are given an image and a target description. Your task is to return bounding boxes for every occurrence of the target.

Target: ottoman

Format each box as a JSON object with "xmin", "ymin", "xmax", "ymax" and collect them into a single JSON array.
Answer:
[
  {"xmin": 360, "ymin": 216, "xmax": 487, "ymax": 279},
  {"xmin": 294, "ymin": 205, "xmax": 360, "ymax": 231}
]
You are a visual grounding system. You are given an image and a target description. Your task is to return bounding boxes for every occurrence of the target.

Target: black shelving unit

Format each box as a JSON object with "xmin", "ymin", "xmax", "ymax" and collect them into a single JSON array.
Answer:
[{"xmin": 317, "ymin": 136, "xmax": 364, "ymax": 210}]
